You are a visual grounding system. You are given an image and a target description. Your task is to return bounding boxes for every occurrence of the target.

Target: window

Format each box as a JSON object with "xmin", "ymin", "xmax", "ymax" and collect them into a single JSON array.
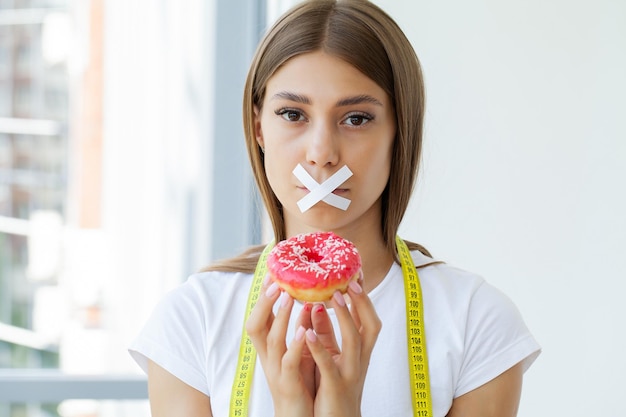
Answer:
[{"xmin": 0, "ymin": 0, "xmax": 271, "ymax": 416}]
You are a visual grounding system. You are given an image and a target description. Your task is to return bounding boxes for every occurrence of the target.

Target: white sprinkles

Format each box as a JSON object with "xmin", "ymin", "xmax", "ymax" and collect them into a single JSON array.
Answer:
[{"xmin": 268, "ymin": 232, "xmax": 361, "ymax": 281}]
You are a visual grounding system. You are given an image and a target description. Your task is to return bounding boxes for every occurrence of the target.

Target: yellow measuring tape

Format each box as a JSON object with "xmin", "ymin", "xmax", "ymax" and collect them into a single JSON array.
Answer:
[
  {"xmin": 229, "ymin": 243, "xmax": 272, "ymax": 417},
  {"xmin": 396, "ymin": 235, "xmax": 433, "ymax": 417},
  {"xmin": 229, "ymin": 236, "xmax": 432, "ymax": 416}
]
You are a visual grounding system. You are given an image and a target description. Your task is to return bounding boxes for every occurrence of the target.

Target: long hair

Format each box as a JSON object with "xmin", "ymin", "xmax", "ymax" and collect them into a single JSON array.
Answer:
[{"xmin": 204, "ymin": 0, "xmax": 429, "ymax": 273}]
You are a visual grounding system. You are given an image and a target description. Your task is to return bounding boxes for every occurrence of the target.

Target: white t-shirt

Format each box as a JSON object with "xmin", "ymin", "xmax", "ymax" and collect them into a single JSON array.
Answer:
[{"xmin": 129, "ymin": 250, "xmax": 540, "ymax": 417}]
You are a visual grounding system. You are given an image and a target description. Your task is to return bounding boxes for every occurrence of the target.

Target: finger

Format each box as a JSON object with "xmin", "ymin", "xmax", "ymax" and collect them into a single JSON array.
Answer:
[
  {"xmin": 346, "ymin": 280, "xmax": 382, "ymax": 358},
  {"xmin": 311, "ymin": 303, "xmax": 340, "ymax": 356},
  {"xmin": 342, "ymin": 270, "xmax": 364, "ymax": 327},
  {"xmin": 294, "ymin": 304, "xmax": 316, "ymax": 394},
  {"xmin": 296, "ymin": 303, "xmax": 314, "ymax": 360},
  {"xmin": 283, "ymin": 326, "xmax": 314, "ymax": 398},
  {"xmin": 282, "ymin": 325, "xmax": 306, "ymax": 373},
  {"xmin": 296, "ymin": 302, "xmax": 313, "ymax": 330},
  {"xmin": 245, "ymin": 279, "xmax": 281, "ymax": 357},
  {"xmin": 304, "ymin": 329, "xmax": 339, "ymax": 380},
  {"xmin": 330, "ymin": 290, "xmax": 361, "ymax": 368},
  {"xmin": 266, "ymin": 291, "xmax": 294, "ymax": 360}
]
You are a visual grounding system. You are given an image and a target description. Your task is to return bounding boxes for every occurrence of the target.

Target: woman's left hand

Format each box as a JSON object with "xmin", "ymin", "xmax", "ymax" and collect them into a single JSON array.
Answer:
[{"xmin": 306, "ymin": 280, "xmax": 382, "ymax": 417}]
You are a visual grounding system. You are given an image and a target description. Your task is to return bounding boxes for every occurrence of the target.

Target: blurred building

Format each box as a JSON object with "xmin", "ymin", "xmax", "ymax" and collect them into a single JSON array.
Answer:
[
  {"xmin": 0, "ymin": 1, "xmax": 70, "ymax": 360},
  {"xmin": 1, "ymin": 0, "xmax": 268, "ymax": 415},
  {"xmin": 0, "ymin": 0, "xmax": 104, "ymax": 416}
]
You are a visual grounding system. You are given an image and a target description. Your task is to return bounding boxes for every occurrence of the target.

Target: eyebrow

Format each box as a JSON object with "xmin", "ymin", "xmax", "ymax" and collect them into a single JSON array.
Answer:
[
  {"xmin": 336, "ymin": 95, "xmax": 383, "ymax": 107},
  {"xmin": 270, "ymin": 91, "xmax": 311, "ymax": 104},
  {"xmin": 270, "ymin": 91, "xmax": 383, "ymax": 107}
]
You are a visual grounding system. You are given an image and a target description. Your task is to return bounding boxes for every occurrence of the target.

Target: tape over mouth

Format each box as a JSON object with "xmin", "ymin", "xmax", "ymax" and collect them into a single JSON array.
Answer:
[{"xmin": 292, "ymin": 164, "xmax": 353, "ymax": 212}]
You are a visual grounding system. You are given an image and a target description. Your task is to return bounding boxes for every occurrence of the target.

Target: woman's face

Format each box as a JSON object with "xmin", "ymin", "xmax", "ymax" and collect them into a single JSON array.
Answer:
[{"xmin": 255, "ymin": 51, "xmax": 396, "ymax": 239}]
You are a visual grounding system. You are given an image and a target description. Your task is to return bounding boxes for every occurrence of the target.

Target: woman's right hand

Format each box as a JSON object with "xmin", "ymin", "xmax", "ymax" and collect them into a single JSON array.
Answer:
[{"xmin": 245, "ymin": 277, "xmax": 315, "ymax": 417}]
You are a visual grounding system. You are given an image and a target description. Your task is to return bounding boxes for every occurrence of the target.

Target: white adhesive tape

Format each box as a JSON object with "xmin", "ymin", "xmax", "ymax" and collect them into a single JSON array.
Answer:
[{"xmin": 293, "ymin": 164, "xmax": 353, "ymax": 212}]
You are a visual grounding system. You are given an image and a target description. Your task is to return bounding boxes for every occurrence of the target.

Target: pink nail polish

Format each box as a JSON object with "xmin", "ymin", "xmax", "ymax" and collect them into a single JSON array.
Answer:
[
  {"xmin": 305, "ymin": 329, "xmax": 317, "ymax": 342},
  {"xmin": 265, "ymin": 282, "xmax": 279, "ymax": 298},
  {"xmin": 314, "ymin": 304, "xmax": 325, "ymax": 314},
  {"xmin": 333, "ymin": 291, "xmax": 346, "ymax": 307},
  {"xmin": 280, "ymin": 291, "xmax": 290, "ymax": 308},
  {"xmin": 295, "ymin": 326, "xmax": 305, "ymax": 341},
  {"xmin": 349, "ymin": 280, "xmax": 363, "ymax": 294}
]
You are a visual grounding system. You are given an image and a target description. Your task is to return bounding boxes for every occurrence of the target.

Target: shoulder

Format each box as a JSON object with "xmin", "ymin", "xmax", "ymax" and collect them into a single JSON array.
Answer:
[
  {"xmin": 412, "ymin": 250, "xmax": 527, "ymax": 327},
  {"xmin": 411, "ymin": 250, "xmax": 486, "ymax": 301},
  {"xmin": 160, "ymin": 269, "xmax": 255, "ymax": 313},
  {"xmin": 136, "ymin": 269, "xmax": 255, "ymax": 339},
  {"xmin": 129, "ymin": 269, "xmax": 255, "ymax": 382},
  {"xmin": 412, "ymin": 251, "xmax": 525, "ymax": 317}
]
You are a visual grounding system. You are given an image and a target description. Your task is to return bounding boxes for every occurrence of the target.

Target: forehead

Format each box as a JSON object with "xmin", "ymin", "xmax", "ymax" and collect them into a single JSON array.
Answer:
[{"xmin": 264, "ymin": 51, "xmax": 389, "ymax": 104}]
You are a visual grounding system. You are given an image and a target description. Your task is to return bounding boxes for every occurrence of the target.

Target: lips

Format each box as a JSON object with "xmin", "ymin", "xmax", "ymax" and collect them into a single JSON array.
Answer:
[{"xmin": 296, "ymin": 185, "xmax": 348, "ymax": 194}]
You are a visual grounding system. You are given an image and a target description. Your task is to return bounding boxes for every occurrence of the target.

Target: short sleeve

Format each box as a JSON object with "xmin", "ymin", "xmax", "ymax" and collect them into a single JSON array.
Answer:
[
  {"xmin": 129, "ymin": 282, "xmax": 210, "ymax": 397},
  {"xmin": 455, "ymin": 281, "xmax": 541, "ymax": 397}
]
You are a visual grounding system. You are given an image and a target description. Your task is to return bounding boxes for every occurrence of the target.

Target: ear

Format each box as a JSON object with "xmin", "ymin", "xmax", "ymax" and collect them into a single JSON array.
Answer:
[{"xmin": 253, "ymin": 105, "xmax": 264, "ymax": 149}]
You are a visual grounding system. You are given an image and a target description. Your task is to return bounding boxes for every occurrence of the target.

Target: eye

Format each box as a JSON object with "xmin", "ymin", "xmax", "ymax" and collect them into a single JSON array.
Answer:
[
  {"xmin": 275, "ymin": 108, "xmax": 306, "ymax": 122},
  {"xmin": 343, "ymin": 112, "xmax": 373, "ymax": 127}
]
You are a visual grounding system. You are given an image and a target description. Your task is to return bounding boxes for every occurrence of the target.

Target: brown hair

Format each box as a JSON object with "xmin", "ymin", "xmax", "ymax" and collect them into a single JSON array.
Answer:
[{"xmin": 204, "ymin": 0, "xmax": 430, "ymax": 273}]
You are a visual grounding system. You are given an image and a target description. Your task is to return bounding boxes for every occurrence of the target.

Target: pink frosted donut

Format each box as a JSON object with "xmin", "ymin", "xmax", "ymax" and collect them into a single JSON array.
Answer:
[{"xmin": 267, "ymin": 231, "xmax": 362, "ymax": 302}]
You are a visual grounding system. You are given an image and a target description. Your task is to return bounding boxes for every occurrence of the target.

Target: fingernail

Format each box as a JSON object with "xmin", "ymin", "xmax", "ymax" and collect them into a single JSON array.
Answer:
[
  {"xmin": 295, "ymin": 325, "xmax": 305, "ymax": 341},
  {"xmin": 314, "ymin": 304, "xmax": 325, "ymax": 314},
  {"xmin": 303, "ymin": 302, "xmax": 312, "ymax": 312},
  {"xmin": 263, "ymin": 273, "xmax": 271, "ymax": 286},
  {"xmin": 265, "ymin": 282, "xmax": 279, "ymax": 298},
  {"xmin": 305, "ymin": 329, "xmax": 317, "ymax": 342},
  {"xmin": 333, "ymin": 291, "xmax": 346, "ymax": 307},
  {"xmin": 349, "ymin": 280, "xmax": 363, "ymax": 294},
  {"xmin": 280, "ymin": 291, "xmax": 290, "ymax": 308}
]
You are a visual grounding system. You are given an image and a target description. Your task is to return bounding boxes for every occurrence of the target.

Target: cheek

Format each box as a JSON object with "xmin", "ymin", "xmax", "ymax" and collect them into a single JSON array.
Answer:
[
  {"xmin": 368, "ymin": 141, "xmax": 392, "ymax": 175},
  {"xmin": 372, "ymin": 144, "xmax": 393, "ymax": 189},
  {"xmin": 263, "ymin": 131, "xmax": 303, "ymax": 178},
  {"xmin": 352, "ymin": 145, "xmax": 392, "ymax": 198},
  {"xmin": 263, "ymin": 152, "xmax": 296, "ymax": 200},
  {"xmin": 370, "ymin": 159, "xmax": 392, "ymax": 191}
]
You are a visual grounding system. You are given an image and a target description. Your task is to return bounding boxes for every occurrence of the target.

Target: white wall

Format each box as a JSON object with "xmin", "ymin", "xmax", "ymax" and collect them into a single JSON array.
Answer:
[{"xmin": 380, "ymin": 0, "xmax": 626, "ymax": 415}]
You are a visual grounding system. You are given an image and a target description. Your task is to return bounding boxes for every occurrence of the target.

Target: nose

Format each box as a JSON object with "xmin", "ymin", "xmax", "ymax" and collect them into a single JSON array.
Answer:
[{"xmin": 305, "ymin": 121, "xmax": 339, "ymax": 167}]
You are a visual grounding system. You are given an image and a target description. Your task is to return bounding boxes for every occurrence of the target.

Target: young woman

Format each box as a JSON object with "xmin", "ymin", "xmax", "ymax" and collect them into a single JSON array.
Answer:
[{"xmin": 130, "ymin": 1, "xmax": 540, "ymax": 416}]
